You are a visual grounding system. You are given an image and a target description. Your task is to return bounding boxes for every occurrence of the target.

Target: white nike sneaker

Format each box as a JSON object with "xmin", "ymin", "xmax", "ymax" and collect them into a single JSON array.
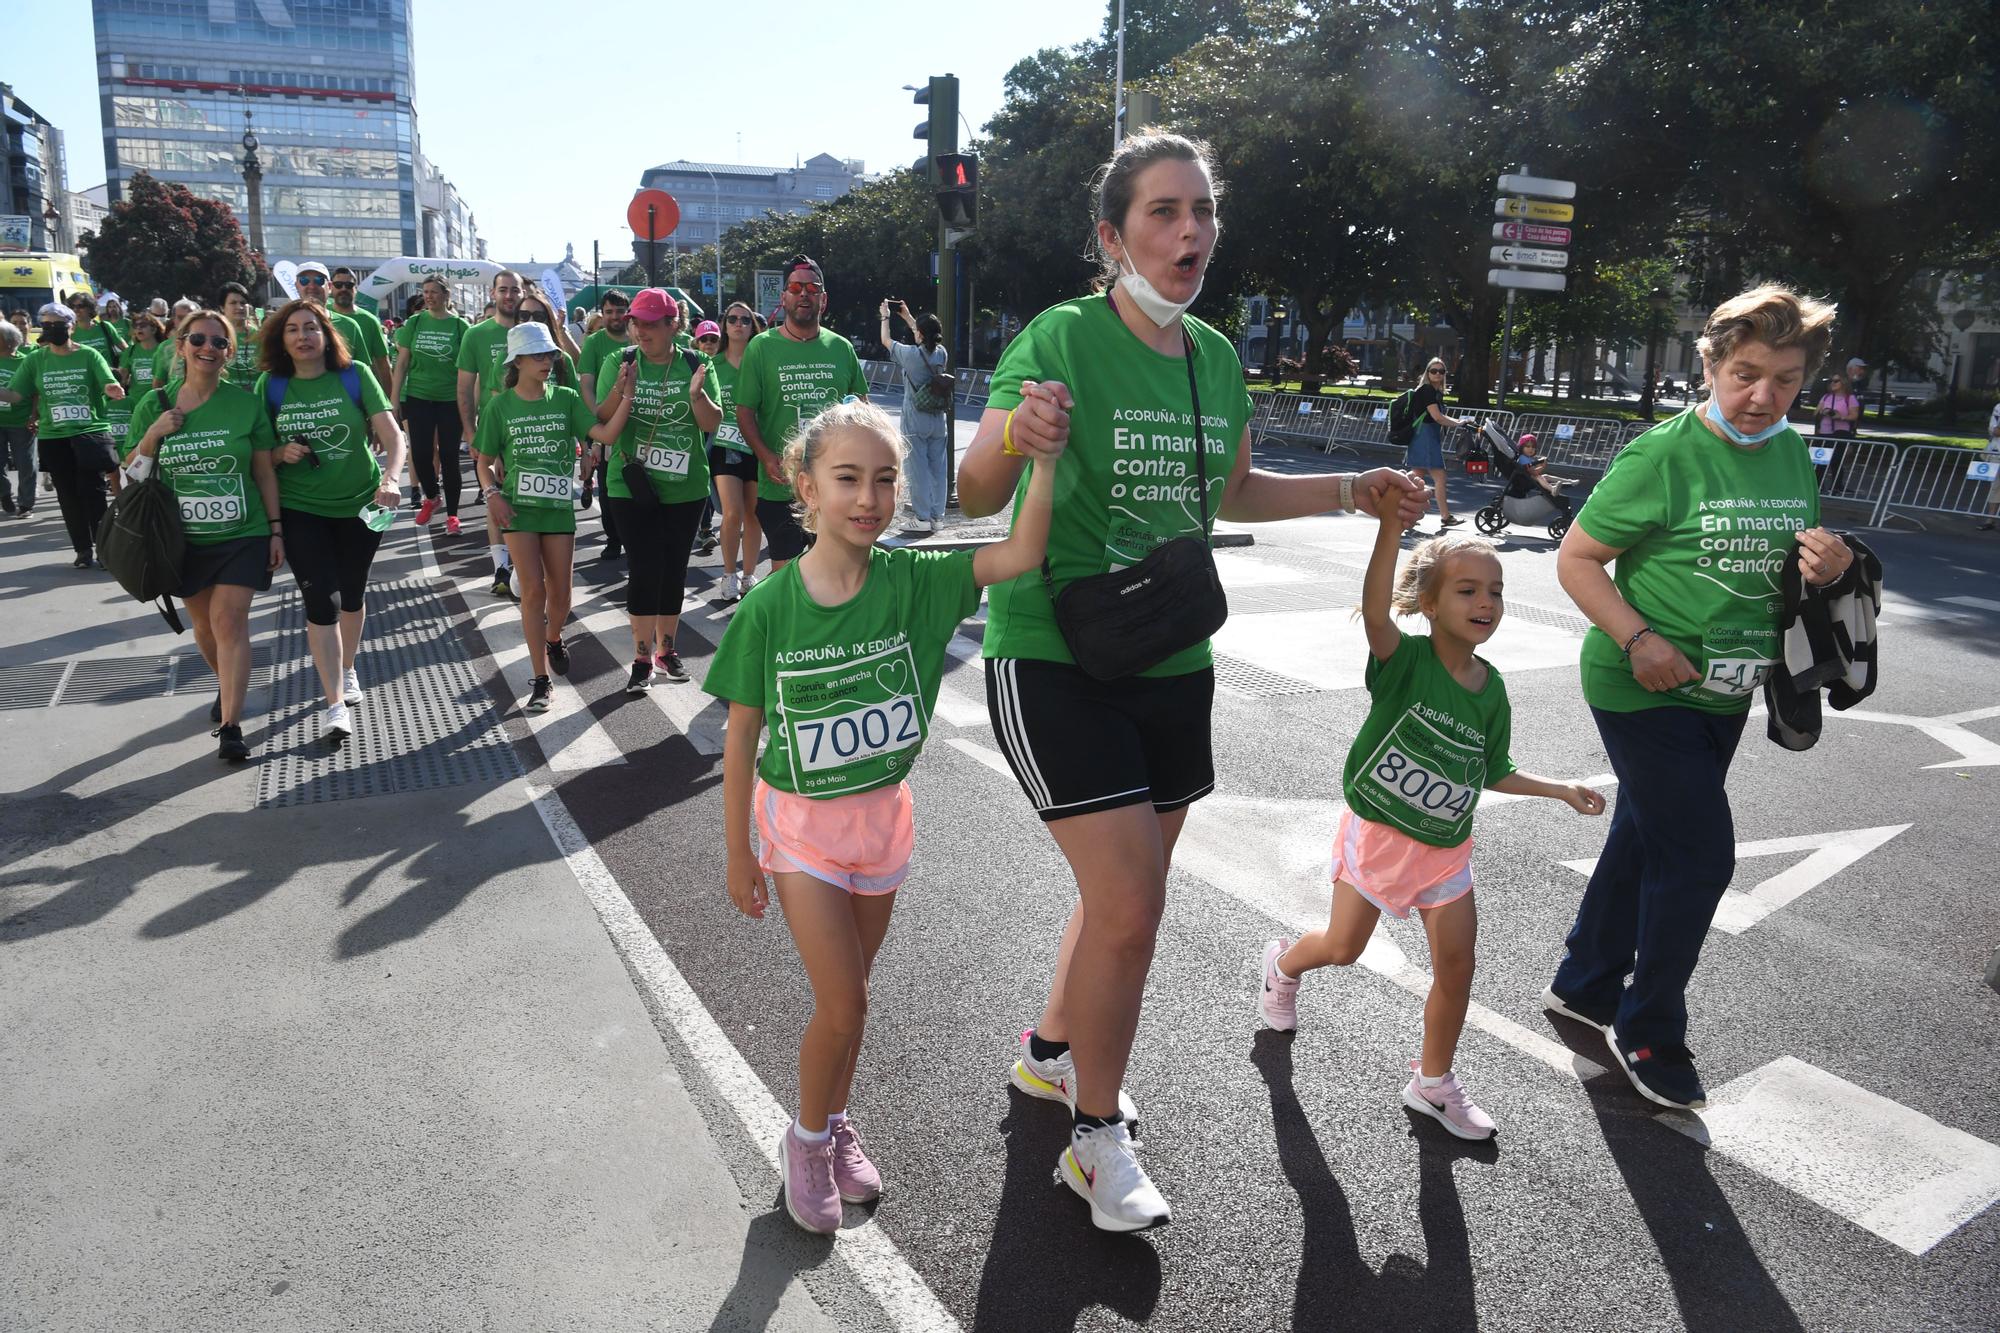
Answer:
[
  {"xmin": 342, "ymin": 667, "xmax": 363, "ymax": 703},
  {"xmin": 1007, "ymin": 1029, "xmax": 1140, "ymax": 1130},
  {"xmin": 323, "ymin": 700, "xmax": 352, "ymax": 746},
  {"xmin": 1055, "ymin": 1120, "xmax": 1170, "ymax": 1232}
]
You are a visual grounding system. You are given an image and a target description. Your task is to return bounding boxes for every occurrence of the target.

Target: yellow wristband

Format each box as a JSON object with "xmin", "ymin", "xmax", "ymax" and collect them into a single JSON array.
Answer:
[{"xmin": 1002, "ymin": 408, "xmax": 1022, "ymax": 456}]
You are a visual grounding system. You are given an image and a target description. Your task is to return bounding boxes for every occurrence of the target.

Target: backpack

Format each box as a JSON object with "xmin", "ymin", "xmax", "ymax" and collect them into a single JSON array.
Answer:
[
  {"xmin": 910, "ymin": 346, "xmax": 955, "ymax": 414},
  {"xmin": 265, "ymin": 364, "xmax": 364, "ymax": 421},
  {"xmin": 95, "ymin": 389, "xmax": 189, "ymax": 631},
  {"xmin": 1387, "ymin": 388, "xmax": 1421, "ymax": 447}
]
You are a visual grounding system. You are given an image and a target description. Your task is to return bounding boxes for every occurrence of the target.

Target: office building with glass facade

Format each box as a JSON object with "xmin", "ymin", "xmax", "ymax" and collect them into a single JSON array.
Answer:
[
  {"xmin": 90, "ymin": 0, "xmax": 476, "ymax": 276},
  {"xmin": 640, "ymin": 155, "xmax": 868, "ymax": 247}
]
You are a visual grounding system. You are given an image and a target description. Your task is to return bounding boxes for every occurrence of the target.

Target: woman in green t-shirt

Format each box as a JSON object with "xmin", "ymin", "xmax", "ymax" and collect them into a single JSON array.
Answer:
[
  {"xmin": 0, "ymin": 303, "xmax": 128, "ymax": 567},
  {"xmin": 219, "ymin": 283, "xmax": 263, "ymax": 383},
  {"xmin": 257, "ymin": 298, "xmax": 410, "ymax": 748},
  {"xmin": 953, "ymin": 131, "xmax": 1428, "ymax": 1233},
  {"xmin": 392, "ymin": 277, "xmax": 470, "ymax": 528},
  {"xmin": 1548, "ymin": 284, "xmax": 1859, "ymax": 1112},
  {"xmin": 474, "ymin": 322, "xmax": 634, "ymax": 714},
  {"xmin": 125, "ymin": 309, "xmax": 282, "ymax": 764},
  {"xmin": 104, "ymin": 311, "xmax": 165, "ymax": 451},
  {"xmin": 705, "ymin": 302, "xmax": 765, "ymax": 602}
]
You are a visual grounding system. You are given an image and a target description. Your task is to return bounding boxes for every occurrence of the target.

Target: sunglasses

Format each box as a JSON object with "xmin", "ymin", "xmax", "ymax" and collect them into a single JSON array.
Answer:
[
  {"xmin": 785, "ymin": 281, "xmax": 822, "ymax": 296},
  {"xmin": 297, "ymin": 275, "xmax": 327, "ymax": 286},
  {"xmin": 1427, "ymin": 369, "xmax": 1445, "ymax": 376},
  {"xmin": 183, "ymin": 332, "xmax": 229, "ymax": 348},
  {"xmin": 724, "ymin": 314, "xmax": 754, "ymax": 325},
  {"xmin": 331, "ymin": 281, "xmax": 355, "ymax": 290}
]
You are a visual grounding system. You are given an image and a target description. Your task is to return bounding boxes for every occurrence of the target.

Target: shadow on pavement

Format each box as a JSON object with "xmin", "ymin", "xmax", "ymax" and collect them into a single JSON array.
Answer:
[
  {"xmin": 968, "ymin": 1093, "xmax": 1163, "ymax": 1331},
  {"xmin": 1250, "ymin": 1028, "xmax": 1490, "ymax": 1332},
  {"xmin": 709, "ymin": 1205, "xmax": 834, "ymax": 1333}
]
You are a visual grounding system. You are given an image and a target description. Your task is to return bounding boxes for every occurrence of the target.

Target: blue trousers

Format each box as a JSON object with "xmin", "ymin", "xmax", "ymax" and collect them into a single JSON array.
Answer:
[
  {"xmin": 1552, "ymin": 704, "xmax": 1748, "ymax": 1051},
  {"xmin": 902, "ymin": 416, "xmax": 951, "ymax": 522}
]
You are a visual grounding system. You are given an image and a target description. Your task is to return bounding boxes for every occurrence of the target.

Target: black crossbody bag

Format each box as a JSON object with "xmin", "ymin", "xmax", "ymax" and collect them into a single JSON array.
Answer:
[{"xmin": 1041, "ymin": 322, "xmax": 1228, "ymax": 681}]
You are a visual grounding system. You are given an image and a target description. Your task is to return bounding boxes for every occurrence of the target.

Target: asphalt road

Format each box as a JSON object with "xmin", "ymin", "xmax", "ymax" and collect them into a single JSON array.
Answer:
[{"xmin": 432, "ymin": 442, "xmax": 2000, "ymax": 1333}]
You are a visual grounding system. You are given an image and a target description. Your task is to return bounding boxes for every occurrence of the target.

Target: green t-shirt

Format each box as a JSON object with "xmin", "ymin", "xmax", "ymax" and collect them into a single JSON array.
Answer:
[
  {"xmin": 13, "ymin": 345, "xmax": 115, "ymax": 439},
  {"xmin": 980, "ymin": 297, "xmax": 1253, "ymax": 677},
  {"xmin": 72, "ymin": 320, "xmax": 125, "ymax": 368},
  {"xmin": 734, "ymin": 327, "xmax": 868, "ymax": 501},
  {"xmin": 708, "ymin": 354, "xmax": 749, "ymax": 456},
  {"xmin": 605, "ymin": 349, "xmax": 716, "ymax": 505},
  {"xmin": 257, "ymin": 366, "xmax": 390, "ymax": 518},
  {"xmin": 128, "ymin": 379, "xmax": 278, "ymax": 545},
  {"xmin": 457, "ymin": 318, "xmax": 511, "ymax": 404},
  {"xmin": 394, "ymin": 311, "xmax": 469, "ymax": 403},
  {"xmin": 0, "ymin": 353, "xmax": 37, "ymax": 429},
  {"xmin": 1342, "ymin": 631, "xmax": 1517, "ymax": 848},
  {"xmin": 1575, "ymin": 407, "xmax": 1821, "ymax": 715},
  {"xmin": 104, "ymin": 317, "xmax": 132, "ymax": 345},
  {"xmin": 335, "ymin": 303, "xmax": 391, "ymax": 365},
  {"xmin": 473, "ymin": 385, "xmax": 595, "ymax": 535},
  {"xmin": 227, "ymin": 320, "xmax": 263, "ymax": 383},
  {"xmin": 578, "ymin": 327, "xmax": 632, "ymax": 389},
  {"xmin": 104, "ymin": 344, "xmax": 161, "ymax": 440},
  {"xmin": 704, "ymin": 546, "xmax": 981, "ymax": 797}
]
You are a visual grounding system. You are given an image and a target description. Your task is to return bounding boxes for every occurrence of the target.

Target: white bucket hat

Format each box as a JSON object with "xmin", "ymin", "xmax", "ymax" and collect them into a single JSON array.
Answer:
[{"xmin": 505, "ymin": 321, "xmax": 561, "ymax": 364}]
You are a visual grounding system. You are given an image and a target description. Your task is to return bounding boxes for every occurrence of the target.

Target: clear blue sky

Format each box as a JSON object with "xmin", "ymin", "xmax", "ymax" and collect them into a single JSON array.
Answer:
[{"xmin": 6, "ymin": 0, "xmax": 1106, "ymax": 263}]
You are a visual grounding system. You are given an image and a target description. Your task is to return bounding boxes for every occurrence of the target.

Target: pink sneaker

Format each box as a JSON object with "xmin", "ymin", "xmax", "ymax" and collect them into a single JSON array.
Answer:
[
  {"xmin": 1400, "ymin": 1061, "xmax": 1496, "ymax": 1140},
  {"xmin": 829, "ymin": 1116, "xmax": 881, "ymax": 1203},
  {"xmin": 414, "ymin": 497, "xmax": 438, "ymax": 526},
  {"xmin": 444, "ymin": 514, "xmax": 462, "ymax": 536},
  {"xmin": 780, "ymin": 1125, "xmax": 841, "ymax": 1234},
  {"xmin": 1258, "ymin": 938, "xmax": 1300, "ymax": 1031}
]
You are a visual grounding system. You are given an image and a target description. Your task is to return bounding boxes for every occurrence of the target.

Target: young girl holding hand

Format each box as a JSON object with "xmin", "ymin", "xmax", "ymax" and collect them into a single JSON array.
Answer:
[
  {"xmin": 1257, "ymin": 495, "xmax": 1605, "ymax": 1139},
  {"xmin": 705, "ymin": 394, "xmax": 1063, "ymax": 1234}
]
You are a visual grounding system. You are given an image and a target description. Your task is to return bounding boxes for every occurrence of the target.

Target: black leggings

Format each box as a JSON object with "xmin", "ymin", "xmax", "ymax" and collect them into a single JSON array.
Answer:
[
  {"xmin": 403, "ymin": 397, "xmax": 463, "ymax": 514},
  {"xmin": 595, "ymin": 457, "xmax": 619, "ymax": 546},
  {"xmin": 609, "ymin": 495, "xmax": 703, "ymax": 618},
  {"xmin": 41, "ymin": 436, "xmax": 110, "ymax": 559},
  {"xmin": 282, "ymin": 508, "xmax": 384, "ymax": 625}
]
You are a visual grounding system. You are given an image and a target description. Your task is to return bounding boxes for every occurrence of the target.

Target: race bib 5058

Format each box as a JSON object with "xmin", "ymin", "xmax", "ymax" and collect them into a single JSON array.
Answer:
[{"xmin": 515, "ymin": 470, "xmax": 574, "ymax": 505}]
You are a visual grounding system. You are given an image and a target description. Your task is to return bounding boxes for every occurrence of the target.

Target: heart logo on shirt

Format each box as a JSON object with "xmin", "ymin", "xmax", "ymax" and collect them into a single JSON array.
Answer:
[
  {"xmin": 315, "ymin": 423, "xmax": 353, "ymax": 460},
  {"xmin": 875, "ymin": 659, "xmax": 913, "ymax": 699}
]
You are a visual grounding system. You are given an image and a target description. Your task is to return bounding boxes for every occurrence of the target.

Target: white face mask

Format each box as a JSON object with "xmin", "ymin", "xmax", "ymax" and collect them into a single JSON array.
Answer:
[
  {"xmin": 1115, "ymin": 249, "xmax": 1201, "ymax": 328},
  {"xmin": 1703, "ymin": 395, "xmax": 1789, "ymax": 446}
]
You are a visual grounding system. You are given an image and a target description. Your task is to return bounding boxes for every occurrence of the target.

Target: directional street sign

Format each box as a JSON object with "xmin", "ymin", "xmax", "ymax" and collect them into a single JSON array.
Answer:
[
  {"xmin": 1494, "ymin": 221, "xmax": 1572, "ymax": 246},
  {"xmin": 1496, "ymin": 197, "xmax": 1575, "ymax": 222},
  {"xmin": 1490, "ymin": 246, "xmax": 1569, "ymax": 269},
  {"xmin": 1496, "ymin": 172, "xmax": 1576, "ymax": 200},
  {"xmin": 1488, "ymin": 268, "xmax": 1567, "ymax": 292}
]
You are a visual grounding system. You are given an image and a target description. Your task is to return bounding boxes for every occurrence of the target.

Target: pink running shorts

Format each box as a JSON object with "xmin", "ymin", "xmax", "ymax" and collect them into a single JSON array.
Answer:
[
  {"xmin": 754, "ymin": 779, "xmax": 914, "ymax": 896},
  {"xmin": 1330, "ymin": 809, "xmax": 1474, "ymax": 919}
]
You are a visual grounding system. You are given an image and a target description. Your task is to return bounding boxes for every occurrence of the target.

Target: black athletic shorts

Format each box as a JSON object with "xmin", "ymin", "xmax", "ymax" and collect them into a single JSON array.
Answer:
[
  {"xmin": 984, "ymin": 657, "xmax": 1216, "ymax": 822},
  {"xmin": 709, "ymin": 445, "xmax": 757, "ymax": 482},
  {"xmin": 756, "ymin": 496, "xmax": 809, "ymax": 562},
  {"xmin": 178, "ymin": 535, "xmax": 274, "ymax": 598}
]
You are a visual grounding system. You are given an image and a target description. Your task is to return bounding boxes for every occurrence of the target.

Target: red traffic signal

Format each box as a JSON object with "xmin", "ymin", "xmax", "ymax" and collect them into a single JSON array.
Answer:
[{"xmin": 934, "ymin": 154, "xmax": 977, "ymax": 228}]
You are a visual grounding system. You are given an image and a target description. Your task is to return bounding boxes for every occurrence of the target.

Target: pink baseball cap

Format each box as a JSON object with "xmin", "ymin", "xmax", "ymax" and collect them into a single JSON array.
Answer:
[
  {"xmin": 626, "ymin": 288, "xmax": 679, "ymax": 323},
  {"xmin": 693, "ymin": 320, "xmax": 721, "ymax": 340},
  {"xmin": 1516, "ymin": 433, "xmax": 1538, "ymax": 447}
]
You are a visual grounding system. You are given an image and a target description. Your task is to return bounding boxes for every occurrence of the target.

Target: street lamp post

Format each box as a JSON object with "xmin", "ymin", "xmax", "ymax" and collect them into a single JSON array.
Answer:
[
  {"xmin": 240, "ymin": 108, "xmax": 266, "ymax": 304},
  {"xmin": 1639, "ymin": 286, "xmax": 1672, "ymax": 421}
]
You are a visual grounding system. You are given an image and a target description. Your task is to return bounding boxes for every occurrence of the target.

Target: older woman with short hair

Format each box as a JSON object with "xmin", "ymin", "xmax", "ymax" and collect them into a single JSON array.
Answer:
[{"xmin": 1546, "ymin": 284, "xmax": 1857, "ymax": 1111}]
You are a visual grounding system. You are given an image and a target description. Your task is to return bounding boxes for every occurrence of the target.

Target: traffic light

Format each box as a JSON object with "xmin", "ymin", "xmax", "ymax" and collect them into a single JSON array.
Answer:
[
  {"xmin": 911, "ymin": 74, "xmax": 958, "ymax": 185},
  {"xmin": 935, "ymin": 154, "xmax": 977, "ymax": 227}
]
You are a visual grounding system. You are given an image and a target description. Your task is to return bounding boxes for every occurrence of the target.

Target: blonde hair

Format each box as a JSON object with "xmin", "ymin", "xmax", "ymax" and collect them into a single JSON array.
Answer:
[
  {"xmin": 1391, "ymin": 533, "xmax": 1500, "ymax": 616},
  {"xmin": 1696, "ymin": 283, "xmax": 1837, "ymax": 380},
  {"xmin": 781, "ymin": 399, "xmax": 905, "ymax": 534}
]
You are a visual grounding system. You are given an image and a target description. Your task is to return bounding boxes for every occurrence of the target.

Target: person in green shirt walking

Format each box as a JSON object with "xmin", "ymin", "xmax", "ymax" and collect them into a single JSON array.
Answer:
[
  {"xmin": 328, "ymin": 265, "xmax": 395, "ymax": 390},
  {"xmin": 219, "ymin": 283, "xmax": 263, "ymax": 384},
  {"xmin": 255, "ymin": 298, "xmax": 410, "ymax": 748},
  {"xmin": 457, "ymin": 269, "xmax": 528, "ymax": 590},
  {"xmin": 67, "ymin": 293, "xmax": 127, "ymax": 373},
  {"xmin": 124, "ymin": 308, "xmax": 282, "ymax": 763},
  {"xmin": 590, "ymin": 287, "xmax": 720, "ymax": 690},
  {"xmin": 0, "ymin": 303, "xmax": 128, "ymax": 566},
  {"xmin": 104, "ymin": 310, "xmax": 166, "ymax": 454},
  {"xmin": 1548, "ymin": 284, "xmax": 1859, "ymax": 1112},
  {"xmin": 474, "ymin": 321, "xmax": 635, "ymax": 714},
  {"xmin": 0, "ymin": 320, "xmax": 37, "ymax": 517},
  {"xmin": 101, "ymin": 296, "xmax": 132, "ymax": 347},
  {"xmin": 734, "ymin": 256, "xmax": 869, "ymax": 571},
  {"xmin": 703, "ymin": 306, "xmax": 765, "ymax": 602},
  {"xmin": 392, "ymin": 276, "xmax": 471, "ymax": 534},
  {"xmin": 952, "ymin": 131, "xmax": 1427, "ymax": 1232},
  {"xmin": 577, "ymin": 288, "xmax": 634, "ymax": 560}
]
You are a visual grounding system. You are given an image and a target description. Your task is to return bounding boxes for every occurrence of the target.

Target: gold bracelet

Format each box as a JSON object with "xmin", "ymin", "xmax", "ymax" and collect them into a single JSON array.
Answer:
[{"xmin": 1001, "ymin": 408, "xmax": 1021, "ymax": 457}]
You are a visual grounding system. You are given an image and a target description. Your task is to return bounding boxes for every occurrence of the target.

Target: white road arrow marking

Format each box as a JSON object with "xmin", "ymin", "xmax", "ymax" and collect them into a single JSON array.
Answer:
[
  {"xmin": 1827, "ymin": 705, "xmax": 2000, "ymax": 769},
  {"xmin": 1561, "ymin": 824, "xmax": 1911, "ymax": 934}
]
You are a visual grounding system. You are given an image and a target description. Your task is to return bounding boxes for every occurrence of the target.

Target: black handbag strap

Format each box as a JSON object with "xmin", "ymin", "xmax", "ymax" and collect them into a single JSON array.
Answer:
[{"xmin": 1041, "ymin": 316, "xmax": 1209, "ymax": 593}]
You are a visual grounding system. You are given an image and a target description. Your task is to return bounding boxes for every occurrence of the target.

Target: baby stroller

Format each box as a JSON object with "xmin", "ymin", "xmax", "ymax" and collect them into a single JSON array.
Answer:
[{"xmin": 1468, "ymin": 424, "xmax": 1574, "ymax": 540}]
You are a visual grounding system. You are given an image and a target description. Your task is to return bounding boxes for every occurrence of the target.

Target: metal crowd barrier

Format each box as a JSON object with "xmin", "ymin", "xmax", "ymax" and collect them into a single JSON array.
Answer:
[
  {"xmin": 955, "ymin": 368, "xmax": 992, "ymax": 409},
  {"xmin": 1507, "ymin": 412, "xmax": 1630, "ymax": 473},
  {"xmin": 1870, "ymin": 443, "xmax": 2000, "ymax": 526},
  {"xmin": 1799, "ymin": 436, "xmax": 1900, "ymax": 507}
]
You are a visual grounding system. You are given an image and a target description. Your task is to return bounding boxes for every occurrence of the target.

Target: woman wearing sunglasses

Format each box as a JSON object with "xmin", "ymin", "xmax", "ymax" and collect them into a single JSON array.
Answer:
[
  {"xmin": 254, "ymin": 298, "xmax": 409, "ymax": 747},
  {"xmin": 1407, "ymin": 358, "xmax": 1470, "ymax": 530},
  {"xmin": 590, "ymin": 288, "xmax": 721, "ymax": 692},
  {"xmin": 124, "ymin": 311, "xmax": 283, "ymax": 763},
  {"xmin": 704, "ymin": 303, "xmax": 765, "ymax": 602},
  {"xmin": 0, "ymin": 302, "xmax": 128, "ymax": 567}
]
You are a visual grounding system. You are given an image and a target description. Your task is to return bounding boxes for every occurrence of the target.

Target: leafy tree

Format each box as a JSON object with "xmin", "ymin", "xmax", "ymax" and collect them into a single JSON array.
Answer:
[{"xmin": 79, "ymin": 172, "xmax": 268, "ymax": 306}]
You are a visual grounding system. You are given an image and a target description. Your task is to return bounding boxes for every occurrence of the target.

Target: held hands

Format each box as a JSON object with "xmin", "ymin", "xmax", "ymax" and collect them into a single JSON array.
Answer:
[
  {"xmin": 1562, "ymin": 783, "xmax": 1608, "ymax": 816},
  {"xmin": 1010, "ymin": 380, "xmax": 1073, "ymax": 459},
  {"xmin": 726, "ymin": 851, "xmax": 770, "ymax": 919},
  {"xmin": 1360, "ymin": 468, "xmax": 1431, "ymax": 528},
  {"xmin": 1796, "ymin": 527, "xmax": 1853, "ymax": 586},
  {"xmin": 1630, "ymin": 631, "xmax": 1700, "ymax": 692},
  {"xmin": 266, "ymin": 536, "xmax": 285, "ymax": 573}
]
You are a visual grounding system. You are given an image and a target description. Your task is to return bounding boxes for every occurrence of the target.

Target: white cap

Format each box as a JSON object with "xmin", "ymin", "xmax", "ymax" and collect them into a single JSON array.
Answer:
[
  {"xmin": 297, "ymin": 260, "xmax": 331, "ymax": 279},
  {"xmin": 504, "ymin": 321, "xmax": 561, "ymax": 364},
  {"xmin": 37, "ymin": 303, "xmax": 74, "ymax": 324}
]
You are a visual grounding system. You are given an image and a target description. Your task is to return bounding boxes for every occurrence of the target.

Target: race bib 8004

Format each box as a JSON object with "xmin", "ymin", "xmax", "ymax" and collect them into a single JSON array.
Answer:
[{"xmin": 1355, "ymin": 707, "xmax": 1485, "ymax": 842}]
